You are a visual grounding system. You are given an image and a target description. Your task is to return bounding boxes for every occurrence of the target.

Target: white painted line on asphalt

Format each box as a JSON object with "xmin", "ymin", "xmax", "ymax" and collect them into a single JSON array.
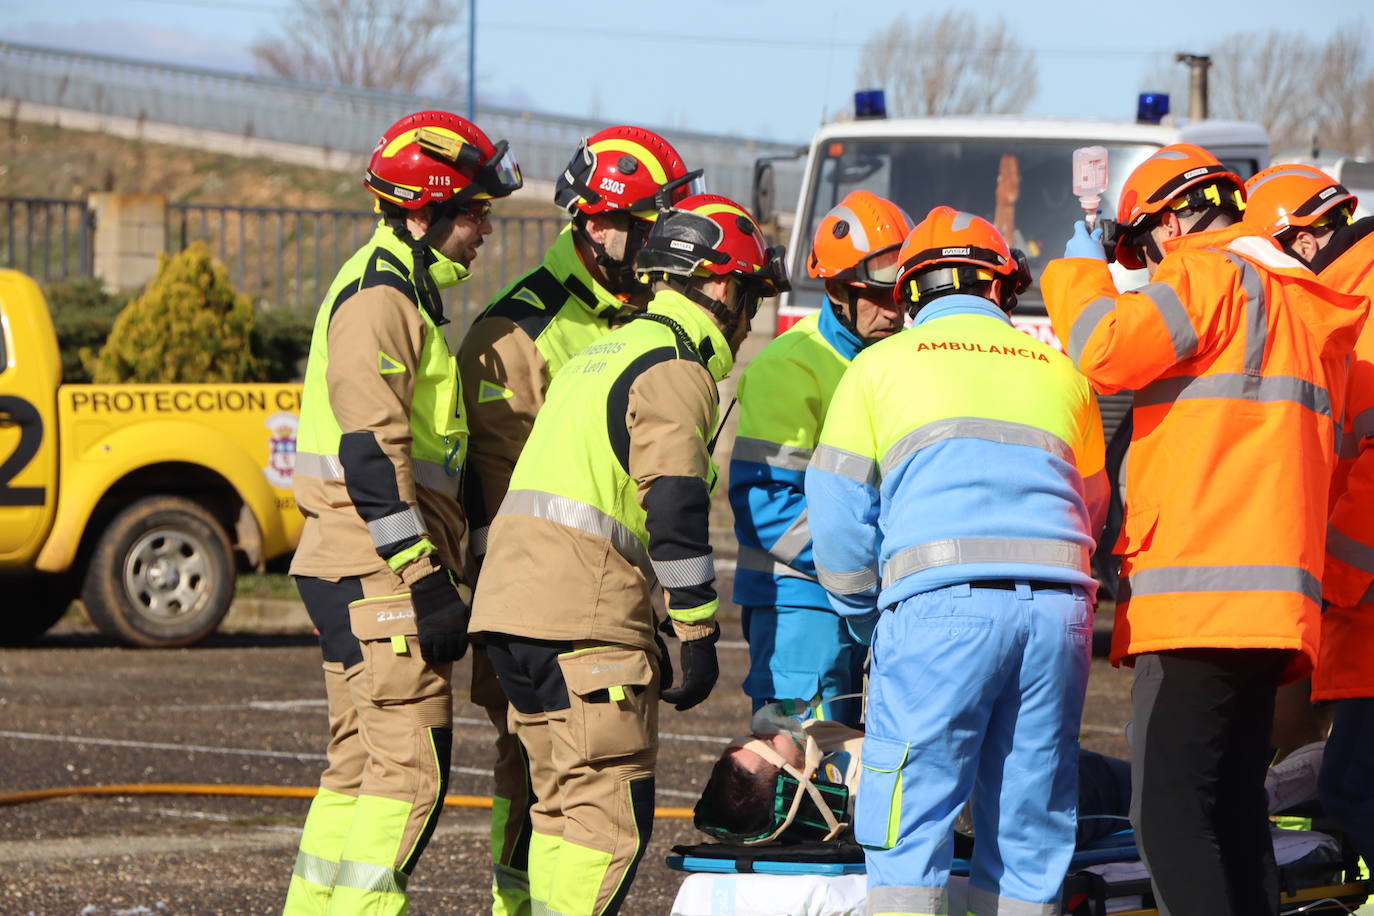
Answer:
[{"xmin": 0, "ymin": 730, "xmax": 326, "ymax": 763}]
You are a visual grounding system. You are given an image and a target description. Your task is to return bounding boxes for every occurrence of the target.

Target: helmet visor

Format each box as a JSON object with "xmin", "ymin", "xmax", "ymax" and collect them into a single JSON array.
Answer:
[
  {"xmin": 852, "ymin": 245, "xmax": 902, "ymax": 287},
  {"xmin": 479, "ymin": 139, "xmax": 523, "ymax": 197}
]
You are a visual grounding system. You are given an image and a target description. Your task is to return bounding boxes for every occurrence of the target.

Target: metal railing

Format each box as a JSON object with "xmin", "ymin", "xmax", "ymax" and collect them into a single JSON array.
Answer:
[
  {"xmin": 0, "ymin": 40, "xmax": 805, "ymax": 209},
  {"xmin": 168, "ymin": 203, "xmax": 563, "ymax": 323},
  {"xmin": 0, "ymin": 197, "xmax": 93, "ymax": 282}
]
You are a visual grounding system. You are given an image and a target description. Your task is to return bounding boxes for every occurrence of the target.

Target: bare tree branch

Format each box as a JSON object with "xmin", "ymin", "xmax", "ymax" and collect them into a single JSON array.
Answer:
[
  {"xmin": 251, "ymin": 0, "xmax": 466, "ymax": 94},
  {"xmin": 855, "ymin": 10, "xmax": 1038, "ymax": 117}
]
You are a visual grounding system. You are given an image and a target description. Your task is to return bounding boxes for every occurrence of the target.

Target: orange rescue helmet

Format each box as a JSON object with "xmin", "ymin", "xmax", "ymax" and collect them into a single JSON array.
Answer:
[
  {"xmin": 1113, "ymin": 143, "xmax": 1246, "ymax": 268},
  {"xmin": 808, "ymin": 191, "xmax": 916, "ymax": 288},
  {"xmin": 1243, "ymin": 164, "xmax": 1357, "ymax": 240},
  {"xmin": 365, "ymin": 110, "xmax": 522, "ymax": 211},
  {"xmin": 894, "ymin": 206, "xmax": 1030, "ymax": 313}
]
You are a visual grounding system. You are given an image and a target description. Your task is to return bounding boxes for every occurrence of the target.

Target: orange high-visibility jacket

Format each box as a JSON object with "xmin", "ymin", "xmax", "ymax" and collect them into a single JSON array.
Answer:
[
  {"xmin": 1315, "ymin": 225, "xmax": 1374, "ymax": 700},
  {"xmin": 1042, "ymin": 224, "xmax": 1368, "ymax": 681}
]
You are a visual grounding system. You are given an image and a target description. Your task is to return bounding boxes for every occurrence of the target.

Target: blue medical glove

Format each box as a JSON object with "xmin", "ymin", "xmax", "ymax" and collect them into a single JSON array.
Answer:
[{"xmin": 1064, "ymin": 221, "xmax": 1107, "ymax": 261}]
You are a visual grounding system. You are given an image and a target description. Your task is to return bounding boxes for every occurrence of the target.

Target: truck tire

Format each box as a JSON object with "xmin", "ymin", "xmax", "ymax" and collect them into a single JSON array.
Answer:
[
  {"xmin": 0, "ymin": 575, "xmax": 76, "ymax": 645},
  {"xmin": 82, "ymin": 495, "xmax": 235, "ymax": 647}
]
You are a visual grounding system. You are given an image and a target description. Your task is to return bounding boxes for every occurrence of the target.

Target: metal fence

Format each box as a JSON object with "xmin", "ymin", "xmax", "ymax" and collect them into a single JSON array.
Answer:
[
  {"xmin": 0, "ymin": 197, "xmax": 92, "ymax": 282},
  {"xmin": 1, "ymin": 195, "xmax": 565, "ymax": 326},
  {"xmin": 0, "ymin": 40, "xmax": 806, "ymax": 210}
]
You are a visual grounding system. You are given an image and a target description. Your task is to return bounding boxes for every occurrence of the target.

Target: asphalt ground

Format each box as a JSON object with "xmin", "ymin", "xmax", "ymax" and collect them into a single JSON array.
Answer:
[{"xmin": 1, "ymin": 572, "xmax": 1134, "ymax": 915}]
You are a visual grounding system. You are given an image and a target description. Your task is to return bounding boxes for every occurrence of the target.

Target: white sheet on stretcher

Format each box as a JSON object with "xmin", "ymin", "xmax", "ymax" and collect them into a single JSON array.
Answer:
[{"xmin": 670, "ymin": 829, "xmax": 1342, "ymax": 916}]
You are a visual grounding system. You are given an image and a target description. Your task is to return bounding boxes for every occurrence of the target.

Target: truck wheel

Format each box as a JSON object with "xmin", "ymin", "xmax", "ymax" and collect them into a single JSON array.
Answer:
[
  {"xmin": 82, "ymin": 495, "xmax": 235, "ymax": 647},
  {"xmin": 0, "ymin": 575, "xmax": 76, "ymax": 645}
]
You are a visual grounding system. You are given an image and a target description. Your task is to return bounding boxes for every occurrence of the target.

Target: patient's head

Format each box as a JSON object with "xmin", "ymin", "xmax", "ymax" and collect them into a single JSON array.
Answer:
[{"xmin": 696, "ymin": 732, "xmax": 804, "ymax": 840}]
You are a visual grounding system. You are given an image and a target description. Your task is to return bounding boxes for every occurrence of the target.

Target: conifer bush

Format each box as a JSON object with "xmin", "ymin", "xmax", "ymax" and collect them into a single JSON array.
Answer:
[{"xmin": 87, "ymin": 242, "xmax": 264, "ymax": 383}]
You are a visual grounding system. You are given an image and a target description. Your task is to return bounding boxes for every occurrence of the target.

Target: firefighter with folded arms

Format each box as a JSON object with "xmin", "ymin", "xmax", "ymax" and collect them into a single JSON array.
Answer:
[
  {"xmin": 1042, "ymin": 144, "xmax": 1366, "ymax": 916},
  {"xmin": 806, "ymin": 206, "xmax": 1107, "ymax": 916},
  {"xmin": 457, "ymin": 125, "xmax": 698, "ymax": 916},
  {"xmin": 729, "ymin": 191, "xmax": 913, "ymax": 727},
  {"xmin": 468, "ymin": 194, "xmax": 787, "ymax": 916},
  {"xmin": 283, "ymin": 110, "xmax": 522, "ymax": 915},
  {"xmin": 1242, "ymin": 163, "xmax": 1374, "ymax": 866}
]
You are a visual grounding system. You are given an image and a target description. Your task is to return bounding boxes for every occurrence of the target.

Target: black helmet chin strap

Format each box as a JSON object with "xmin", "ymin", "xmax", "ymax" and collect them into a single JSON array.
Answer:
[
  {"xmin": 388, "ymin": 217, "xmax": 449, "ymax": 326},
  {"xmin": 666, "ymin": 276, "xmax": 745, "ymax": 335},
  {"xmin": 574, "ymin": 213, "xmax": 651, "ymax": 296}
]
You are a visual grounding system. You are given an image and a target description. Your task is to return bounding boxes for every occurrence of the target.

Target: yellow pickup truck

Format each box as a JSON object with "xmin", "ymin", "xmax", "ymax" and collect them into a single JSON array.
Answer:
[{"xmin": 0, "ymin": 269, "xmax": 304, "ymax": 646}]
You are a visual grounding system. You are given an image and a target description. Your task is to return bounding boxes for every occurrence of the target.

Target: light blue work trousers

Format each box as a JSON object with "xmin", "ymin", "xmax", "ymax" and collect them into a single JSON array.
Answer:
[
  {"xmin": 742, "ymin": 604, "xmax": 867, "ymax": 727},
  {"xmin": 857, "ymin": 581, "xmax": 1092, "ymax": 916}
]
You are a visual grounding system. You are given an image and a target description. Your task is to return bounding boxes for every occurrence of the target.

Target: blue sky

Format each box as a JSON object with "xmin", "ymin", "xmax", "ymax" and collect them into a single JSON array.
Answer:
[{"xmin": 1, "ymin": 0, "xmax": 1365, "ymax": 143}]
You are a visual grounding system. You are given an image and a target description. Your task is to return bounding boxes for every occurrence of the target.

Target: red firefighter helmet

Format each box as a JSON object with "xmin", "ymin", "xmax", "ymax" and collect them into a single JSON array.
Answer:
[
  {"xmin": 364, "ymin": 110, "xmax": 522, "ymax": 211},
  {"xmin": 555, "ymin": 126, "xmax": 702, "ymax": 218}
]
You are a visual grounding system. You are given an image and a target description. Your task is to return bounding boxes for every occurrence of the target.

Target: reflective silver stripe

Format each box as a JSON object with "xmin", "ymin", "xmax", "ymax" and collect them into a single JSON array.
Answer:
[
  {"xmin": 1068, "ymin": 296, "xmax": 1115, "ymax": 364},
  {"xmin": 968, "ymin": 885, "xmax": 1059, "ymax": 916},
  {"xmin": 1328, "ymin": 527, "xmax": 1374, "ymax": 575},
  {"xmin": 880, "ymin": 417, "xmax": 1072, "ymax": 477},
  {"xmin": 732, "ymin": 436, "xmax": 814, "ymax": 471},
  {"xmin": 1354, "ymin": 406, "xmax": 1374, "ymax": 443},
  {"xmin": 816, "ymin": 564, "xmax": 879, "ymax": 595},
  {"xmin": 334, "ymin": 859, "xmax": 407, "ymax": 894},
  {"xmin": 413, "ymin": 458, "xmax": 460, "ymax": 498},
  {"xmin": 1121, "ymin": 565, "xmax": 1321, "ymax": 605},
  {"xmin": 470, "ymin": 524, "xmax": 490, "ymax": 558},
  {"xmin": 500, "ymin": 489, "xmax": 653, "ymax": 582},
  {"xmin": 866, "ymin": 884, "xmax": 946, "ymax": 915},
  {"xmin": 883, "ymin": 537, "xmax": 1090, "ymax": 588},
  {"xmin": 1223, "ymin": 252, "xmax": 1268, "ymax": 373},
  {"xmin": 367, "ymin": 506, "xmax": 424, "ymax": 549},
  {"xmin": 294, "ymin": 451, "xmax": 344, "ymax": 479},
  {"xmin": 736, "ymin": 545, "xmax": 819, "ymax": 582},
  {"xmin": 770, "ymin": 509, "xmax": 812, "ymax": 565},
  {"xmin": 809, "ymin": 444, "xmax": 877, "ymax": 486},
  {"xmin": 1136, "ymin": 281, "xmax": 1197, "ymax": 361},
  {"xmin": 493, "ymin": 862, "xmax": 529, "ymax": 893},
  {"xmin": 653, "ymin": 554, "xmax": 716, "ymax": 589},
  {"xmin": 292, "ymin": 849, "xmax": 339, "ymax": 888},
  {"xmin": 1135, "ymin": 373, "xmax": 1332, "ymax": 418}
]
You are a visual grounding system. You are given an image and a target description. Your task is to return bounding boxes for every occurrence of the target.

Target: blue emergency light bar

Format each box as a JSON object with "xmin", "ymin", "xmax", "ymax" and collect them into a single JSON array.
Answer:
[
  {"xmin": 854, "ymin": 89, "xmax": 887, "ymax": 120},
  {"xmin": 1137, "ymin": 93, "xmax": 1170, "ymax": 124}
]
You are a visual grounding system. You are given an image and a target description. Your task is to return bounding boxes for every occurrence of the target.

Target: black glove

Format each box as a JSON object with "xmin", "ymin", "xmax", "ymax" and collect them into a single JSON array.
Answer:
[
  {"xmin": 660, "ymin": 620, "xmax": 719, "ymax": 712},
  {"xmin": 408, "ymin": 568, "xmax": 471, "ymax": 665}
]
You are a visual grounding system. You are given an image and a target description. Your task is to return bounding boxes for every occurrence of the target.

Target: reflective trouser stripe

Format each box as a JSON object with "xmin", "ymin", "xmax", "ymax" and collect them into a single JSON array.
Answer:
[
  {"xmin": 1135, "ymin": 373, "xmax": 1332, "ymax": 417},
  {"xmin": 866, "ymin": 884, "xmax": 947, "ymax": 916},
  {"xmin": 327, "ymin": 793, "xmax": 414, "ymax": 915},
  {"xmin": 817, "ymin": 563, "xmax": 880, "ymax": 595},
  {"xmin": 880, "ymin": 417, "xmax": 1073, "ymax": 478},
  {"xmin": 501, "ymin": 489, "xmax": 654, "ymax": 583},
  {"xmin": 334, "ymin": 858, "xmax": 407, "ymax": 894},
  {"xmin": 282, "ymin": 786, "xmax": 356, "ymax": 915},
  {"xmin": 368, "ymin": 506, "xmax": 425, "ymax": 550},
  {"xmin": 967, "ymin": 885, "xmax": 1061, "ymax": 915},
  {"xmin": 733, "ymin": 436, "xmax": 813, "ymax": 470},
  {"xmin": 1121, "ymin": 564, "xmax": 1322, "ymax": 605},
  {"xmin": 810, "ymin": 443, "xmax": 878, "ymax": 486},
  {"xmin": 737, "ymin": 545, "xmax": 819, "ymax": 582},
  {"xmin": 883, "ymin": 537, "xmax": 1090, "ymax": 588}
]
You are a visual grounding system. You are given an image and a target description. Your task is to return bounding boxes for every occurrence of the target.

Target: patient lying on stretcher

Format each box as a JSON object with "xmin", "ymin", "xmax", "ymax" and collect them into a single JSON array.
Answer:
[{"xmin": 694, "ymin": 699, "xmax": 1324, "ymax": 849}]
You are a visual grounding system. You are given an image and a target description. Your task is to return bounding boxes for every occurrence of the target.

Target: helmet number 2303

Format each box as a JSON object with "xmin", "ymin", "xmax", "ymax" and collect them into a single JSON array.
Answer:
[{"xmin": 598, "ymin": 178, "xmax": 626, "ymax": 195}]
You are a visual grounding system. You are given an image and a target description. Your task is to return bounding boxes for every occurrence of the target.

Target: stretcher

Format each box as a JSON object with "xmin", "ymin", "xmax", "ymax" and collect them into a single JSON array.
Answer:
[{"xmin": 668, "ymin": 824, "xmax": 1371, "ymax": 916}]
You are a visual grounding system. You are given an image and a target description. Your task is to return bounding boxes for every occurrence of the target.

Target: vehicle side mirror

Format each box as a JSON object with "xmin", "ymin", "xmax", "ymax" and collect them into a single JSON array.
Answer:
[{"xmin": 752, "ymin": 160, "xmax": 775, "ymax": 226}]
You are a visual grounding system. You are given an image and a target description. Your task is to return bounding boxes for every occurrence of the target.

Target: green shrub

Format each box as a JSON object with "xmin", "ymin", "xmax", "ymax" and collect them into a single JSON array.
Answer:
[
  {"xmin": 87, "ymin": 242, "xmax": 265, "ymax": 383},
  {"xmin": 251, "ymin": 308, "xmax": 313, "ymax": 383},
  {"xmin": 43, "ymin": 278, "xmax": 129, "ymax": 383}
]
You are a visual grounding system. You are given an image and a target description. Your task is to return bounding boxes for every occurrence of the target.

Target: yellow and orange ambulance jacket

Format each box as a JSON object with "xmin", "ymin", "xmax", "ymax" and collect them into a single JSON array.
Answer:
[
  {"xmin": 1042, "ymin": 224, "xmax": 1367, "ymax": 681},
  {"xmin": 1315, "ymin": 222, "xmax": 1374, "ymax": 700}
]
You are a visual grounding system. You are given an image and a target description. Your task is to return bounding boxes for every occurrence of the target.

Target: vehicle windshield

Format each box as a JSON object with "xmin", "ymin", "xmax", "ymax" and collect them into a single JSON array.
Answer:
[{"xmin": 798, "ymin": 137, "xmax": 1258, "ymax": 311}]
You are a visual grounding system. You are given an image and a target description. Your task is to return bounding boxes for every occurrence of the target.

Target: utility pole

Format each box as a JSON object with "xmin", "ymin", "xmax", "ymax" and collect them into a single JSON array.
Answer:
[
  {"xmin": 1175, "ymin": 53, "xmax": 1211, "ymax": 121},
  {"xmin": 466, "ymin": 0, "xmax": 476, "ymax": 120}
]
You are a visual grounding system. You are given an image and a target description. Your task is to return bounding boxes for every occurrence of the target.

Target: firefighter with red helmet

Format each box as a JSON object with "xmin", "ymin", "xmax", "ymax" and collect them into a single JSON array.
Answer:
[
  {"xmin": 284, "ymin": 110, "xmax": 521, "ymax": 916},
  {"xmin": 1043, "ymin": 144, "xmax": 1366, "ymax": 916},
  {"xmin": 729, "ymin": 191, "xmax": 914, "ymax": 728},
  {"xmin": 468, "ymin": 194, "xmax": 786, "ymax": 916},
  {"xmin": 455, "ymin": 125, "xmax": 699, "ymax": 916}
]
